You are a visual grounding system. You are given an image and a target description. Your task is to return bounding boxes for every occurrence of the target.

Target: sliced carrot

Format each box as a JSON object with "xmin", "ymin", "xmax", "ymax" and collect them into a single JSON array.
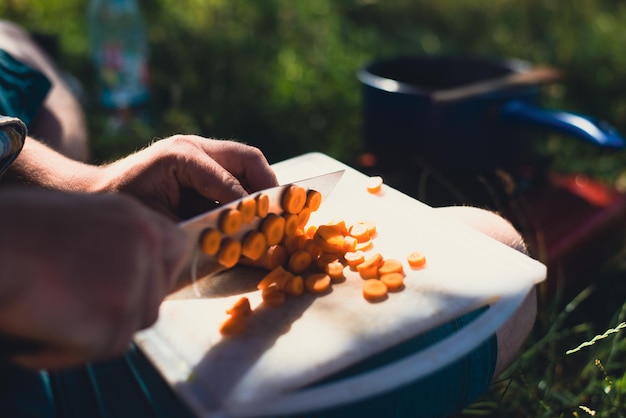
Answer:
[
  {"xmin": 283, "ymin": 212, "xmax": 300, "ymax": 237},
  {"xmin": 407, "ymin": 251, "xmax": 427, "ymax": 268},
  {"xmin": 348, "ymin": 222, "xmax": 371, "ymax": 243},
  {"xmin": 342, "ymin": 235, "xmax": 358, "ymax": 253},
  {"xmin": 219, "ymin": 315, "xmax": 247, "ymax": 336},
  {"xmin": 355, "ymin": 237, "xmax": 373, "ymax": 251},
  {"xmin": 305, "ymin": 224, "xmax": 318, "ymax": 239},
  {"xmin": 316, "ymin": 253, "xmax": 340, "ymax": 270},
  {"xmin": 305, "ymin": 273, "xmax": 331, "ymax": 293},
  {"xmin": 380, "ymin": 272, "xmax": 405, "ymax": 292},
  {"xmin": 356, "ymin": 253, "xmax": 383, "ymax": 279},
  {"xmin": 218, "ymin": 208, "xmax": 243, "ymax": 235},
  {"xmin": 325, "ymin": 260, "xmax": 345, "ymax": 281},
  {"xmin": 256, "ymin": 193, "xmax": 270, "ymax": 218},
  {"xmin": 366, "ymin": 176, "xmax": 383, "ymax": 194},
  {"xmin": 288, "ymin": 250, "xmax": 313, "ymax": 274},
  {"xmin": 238, "ymin": 197, "xmax": 257, "ymax": 223},
  {"xmin": 200, "ymin": 228, "xmax": 221, "ymax": 256},
  {"xmin": 241, "ymin": 230, "xmax": 267, "ymax": 260},
  {"xmin": 313, "ymin": 224, "xmax": 345, "ymax": 253},
  {"xmin": 305, "ymin": 189, "xmax": 322, "ymax": 212},
  {"xmin": 262, "ymin": 286, "xmax": 286, "ymax": 307},
  {"xmin": 324, "ymin": 219, "xmax": 348, "ymax": 236},
  {"xmin": 378, "ymin": 259, "xmax": 404, "ymax": 276},
  {"xmin": 261, "ymin": 213, "xmax": 286, "ymax": 246},
  {"xmin": 258, "ymin": 244, "xmax": 288, "ymax": 270},
  {"xmin": 344, "ymin": 250, "xmax": 365, "ymax": 269},
  {"xmin": 217, "ymin": 237, "xmax": 242, "ymax": 268},
  {"xmin": 257, "ymin": 265, "xmax": 293, "ymax": 290},
  {"xmin": 226, "ymin": 297, "xmax": 252, "ymax": 317},
  {"xmin": 282, "ymin": 184, "xmax": 307, "ymax": 214},
  {"xmin": 282, "ymin": 234, "xmax": 301, "ymax": 255},
  {"xmin": 297, "ymin": 207, "xmax": 311, "ymax": 229},
  {"xmin": 363, "ymin": 220, "xmax": 377, "ymax": 237},
  {"xmin": 284, "ymin": 275, "xmax": 304, "ymax": 296},
  {"xmin": 302, "ymin": 239, "xmax": 322, "ymax": 259},
  {"xmin": 363, "ymin": 279, "xmax": 388, "ymax": 302}
]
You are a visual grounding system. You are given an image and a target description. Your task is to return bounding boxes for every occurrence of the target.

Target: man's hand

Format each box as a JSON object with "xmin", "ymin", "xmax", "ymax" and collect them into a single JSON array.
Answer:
[
  {"xmin": 92, "ymin": 135, "xmax": 279, "ymax": 220},
  {"xmin": 0, "ymin": 189, "xmax": 190, "ymax": 369}
]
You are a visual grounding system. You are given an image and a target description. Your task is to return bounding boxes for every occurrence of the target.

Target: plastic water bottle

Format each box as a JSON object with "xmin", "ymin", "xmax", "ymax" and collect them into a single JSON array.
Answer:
[{"xmin": 87, "ymin": 0, "xmax": 149, "ymax": 110}]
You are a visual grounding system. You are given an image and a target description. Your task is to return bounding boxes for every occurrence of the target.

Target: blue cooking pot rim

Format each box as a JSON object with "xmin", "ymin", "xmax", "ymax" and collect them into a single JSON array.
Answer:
[{"xmin": 357, "ymin": 55, "xmax": 533, "ymax": 97}]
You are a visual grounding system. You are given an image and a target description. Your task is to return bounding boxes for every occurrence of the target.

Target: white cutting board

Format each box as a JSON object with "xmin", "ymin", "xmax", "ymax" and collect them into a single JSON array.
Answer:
[{"xmin": 135, "ymin": 152, "xmax": 546, "ymax": 417}]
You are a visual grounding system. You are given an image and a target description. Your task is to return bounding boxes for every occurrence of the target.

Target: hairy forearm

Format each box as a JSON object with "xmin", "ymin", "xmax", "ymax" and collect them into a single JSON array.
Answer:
[{"xmin": 2, "ymin": 137, "xmax": 99, "ymax": 191}]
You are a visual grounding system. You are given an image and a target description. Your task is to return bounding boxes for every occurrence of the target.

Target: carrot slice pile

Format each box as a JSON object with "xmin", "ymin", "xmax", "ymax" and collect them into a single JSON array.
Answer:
[{"xmin": 211, "ymin": 179, "xmax": 431, "ymax": 336}]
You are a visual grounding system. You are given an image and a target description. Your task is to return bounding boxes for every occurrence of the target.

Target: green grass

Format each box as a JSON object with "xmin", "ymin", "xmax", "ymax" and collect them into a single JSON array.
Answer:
[{"xmin": 5, "ymin": 1, "xmax": 626, "ymax": 416}]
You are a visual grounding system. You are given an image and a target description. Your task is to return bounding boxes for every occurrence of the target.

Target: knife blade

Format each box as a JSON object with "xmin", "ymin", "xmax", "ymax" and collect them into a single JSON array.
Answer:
[{"xmin": 172, "ymin": 170, "xmax": 345, "ymax": 296}]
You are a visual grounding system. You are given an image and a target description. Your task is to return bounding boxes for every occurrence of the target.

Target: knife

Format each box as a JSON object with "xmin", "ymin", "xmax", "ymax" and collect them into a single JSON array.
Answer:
[{"xmin": 172, "ymin": 170, "xmax": 345, "ymax": 296}]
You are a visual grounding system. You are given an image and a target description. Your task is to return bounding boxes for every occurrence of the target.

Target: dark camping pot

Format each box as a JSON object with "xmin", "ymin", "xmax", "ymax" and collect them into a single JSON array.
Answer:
[{"xmin": 357, "ymin": 55, "xmax": 624, "ymax": 170}]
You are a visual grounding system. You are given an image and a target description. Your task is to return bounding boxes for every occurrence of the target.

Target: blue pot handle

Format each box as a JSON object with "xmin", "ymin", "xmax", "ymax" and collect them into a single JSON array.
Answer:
[{"xmin": 499, "ymin": 100, "xmax": 625, "ymax": 149}]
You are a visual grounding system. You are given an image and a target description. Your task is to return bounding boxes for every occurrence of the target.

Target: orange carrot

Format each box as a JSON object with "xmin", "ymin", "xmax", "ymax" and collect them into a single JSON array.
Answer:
[
  {"xmin": 219, "ymin": 208, "xmax": 243, "ymax": 235},
  {"xmin": 313, "ymin": 224, "xmax": 345, "ymax": 253},
  {"xmin": 380, "ymin": 272, "xmax": 405, "ymax": 292},
  {"xmin": 284, "ymin": 275, "xmax": 304, "ymax": 296},
  {"xmin": 325, "ymin": 219, "xmax": 348, "ymax": 235},
  {"xmin": 407, "ymin": 251, "xmax": 427, "ymax": 268},
  {"xmin": 305, "ymin": 189, "xmax": 322, "ymax": 212},
  {"xmin": 342, "ymin": 235, "xmax": 358, "ymax": 253},
  {"xmin": 238, "ymin": 198, "xmax": 257, "ymax": 223},
  {"xmin": 262, "ymin": 286, "xmax": 286, "ymax": 307},
  {"xmin": 362, "ymin": 279, "xmax": 388, "ymax": 302},
  {"xmin": 325, "ymin": 260, "xmax": 345, "ymax": 281},
  {"xmin": 226, "ymin": 297, "xmax": 252, "ymax": 317},
  {"xmin": 257, "ymin": 245, "xmax": 288, "ymax": 270},
  {"xmin": 288, "ymin": 249, "xmax": 313, "ymax": 274},
  {"xmin": 305, "ymin": 224, "xmax": 318, "ymax": 239},
  {"xmin": 217, "ymin": 237, "xmax": 242, "ymax": 268},
  {"xmin": 257, "ymin": 265, "xmax": 293, "ymax": 290},
  {"xmin": 378, "ymin": 259, "xmax": 404, "ymax": 276},
  {"xmin": 366, "ymin": 176, "xmax": 383, "ymax": 194},
  {"xmin": 344, "ymin": 250, "xmax": 365, "ymax": 269},
  {"xmin": 200, "ymin": 228, "xmax": 221, "ymax": 256},
  {"xmin": 355, "ymin": 238, "xmax": 373, "ymax": 251},
  {"xmin": 356, "ymin": 253, "xmax": 383, "ymax": 279},
  {"xmin": 283, "ymin": 212, "xmax": 300, "ymax": 237},
  {"xmin": 348, "ymin": 222, "xmax": 371, "ymax": 243},
  {"xmin": 219, "ymin": 315, "xmax": 247, "ymax": 336},
  {"xmin": 302, "ymin": 239, "xmax": 322, "ymax": 259},
  {"xmin": 261, "ymin": 213, "xmax": 286, "ymax": 246},
  {"xmin": 282, "ymin": 184, "xmax": 307, "ymax": 214},
  {"xmin": 256, "ymin": 193, "xmax": 270, "ymax": 218},
  {"xmin": 241, "ymin": 230, "xmax": 267, "ymax": 261},
  {"xmin": 305, "ymin": 273, "xmax": 331, "ymax": 293},
  {"xmin": 316, "ymin": 253, "xmax": 340, "ymax": 270},
  {"xmin": 297, "ymin": 207, "xmax": 311, "ymax": 229}
]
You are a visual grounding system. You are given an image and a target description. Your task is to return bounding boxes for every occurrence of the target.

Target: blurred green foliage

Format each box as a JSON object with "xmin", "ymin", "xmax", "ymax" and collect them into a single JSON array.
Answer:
[{"xmin": 3, "ymin": 0, "xmax": 626, "ymax": 179}]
